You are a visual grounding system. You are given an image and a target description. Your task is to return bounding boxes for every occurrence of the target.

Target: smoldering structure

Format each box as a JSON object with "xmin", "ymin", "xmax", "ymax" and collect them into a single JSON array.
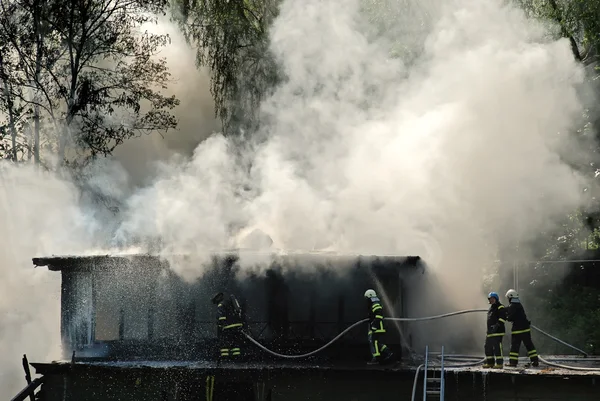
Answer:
[
  {"xmin": 15, "ymin": 251, "xmax": 600, "ymax": 401},
  {"xmin": 31, "ymin": 251, "xmax": 423, "ymax": 362},
  {"xmin": 22, "ymin": 251, "xmax": 430, "ymax": 401}
]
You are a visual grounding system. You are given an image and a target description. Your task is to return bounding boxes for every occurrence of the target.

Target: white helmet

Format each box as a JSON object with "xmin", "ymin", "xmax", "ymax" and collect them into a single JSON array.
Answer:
[
  {"xmin": 364, "ymin": 289, "xmax": 377, "ymax": 298},
  {"xmin": 506, "ymin": 289, "xmax": 519, "ymax": 300}
]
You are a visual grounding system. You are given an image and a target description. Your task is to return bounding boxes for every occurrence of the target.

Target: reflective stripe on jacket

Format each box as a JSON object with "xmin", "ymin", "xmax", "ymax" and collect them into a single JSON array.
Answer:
[
  {"xmin": 487, "ymin": 303, "xmax": 506, "ymax": 337},
  {"xmin": 367, "ymin": 296, "xmax": 386, "ymax": 334},
  {"xmin": 218, "ymin": 297, "xmax": 243, "ymax": 330}
]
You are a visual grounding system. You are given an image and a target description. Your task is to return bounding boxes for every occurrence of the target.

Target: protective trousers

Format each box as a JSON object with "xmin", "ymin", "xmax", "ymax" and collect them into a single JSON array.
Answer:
[
  {"xmin": 509, "ymin": 330, "xmax": 539, "ymax": 366},
  {"xmin": 368, "ymin": 332, "xmax": 391, "ymax": 360},
  {"xmin": 484, "ymin": 335, "xmax": 504, "ymax": 367},
  {"xmin": 205, "ymin": 375, "xmax": 215, "ymax": 401},
  {"xmin": 219, "ymin": 327, "xmax": 243, "ymax": 358}
]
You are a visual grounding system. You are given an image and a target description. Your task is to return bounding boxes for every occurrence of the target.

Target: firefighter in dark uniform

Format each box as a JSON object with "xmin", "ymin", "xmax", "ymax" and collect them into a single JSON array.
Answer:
[
  {"xmin": 364, "ymin": 289, "xmax": 394, "ymax": 365},
  {"xmin": 505, "ymin": 289, "xmax": 539, "ymax": 367},
  {"xmin": 211, "ymin": 292, "xmax": 244, "ymax": 359},
  {"xmin": 483, "ymin": 291, "xmax": 506, "ymax": 369}
]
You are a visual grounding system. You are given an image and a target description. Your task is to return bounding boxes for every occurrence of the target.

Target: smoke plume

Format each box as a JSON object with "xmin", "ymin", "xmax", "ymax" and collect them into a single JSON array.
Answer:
[
  {"xmin": 0, "ymin": 164, "xmax": 98, "ymax": 395},
  {"xmin": 119, "ymin": 0, "xmax": 595, "ymax": 308},
  {"xmin": 1, "ymin": 0, "xmax": 598, "ymax": 390},
  {"xmin": 111, "ymin": 15, "xmax": 220, "ymax": 188},
  {"xmin": 0, "ymin": 15, "xmax": 218, "ymax": 396}
]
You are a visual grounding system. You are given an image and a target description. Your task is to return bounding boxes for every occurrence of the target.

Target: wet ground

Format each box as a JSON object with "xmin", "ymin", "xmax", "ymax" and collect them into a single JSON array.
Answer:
[
  {"xmin": 422, "ymin": 354, "xmax": 600, "ymax": 376},
  {"xmin": 31, "ymin": 355, "xmax": 600, "ymax": 401},
  {"xmin": 32, "ymin": 354, "xmax": 600, "ymax": 377}
]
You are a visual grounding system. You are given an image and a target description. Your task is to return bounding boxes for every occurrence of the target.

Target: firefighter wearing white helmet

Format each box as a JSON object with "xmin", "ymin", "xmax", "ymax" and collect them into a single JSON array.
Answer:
[
  {"xmin": 364, "ymin": 289, "xmax": 394, "ymax": 365},
  {"xmin": 505, "ymin": 289, "xmax": 539, "ymax": 367}
]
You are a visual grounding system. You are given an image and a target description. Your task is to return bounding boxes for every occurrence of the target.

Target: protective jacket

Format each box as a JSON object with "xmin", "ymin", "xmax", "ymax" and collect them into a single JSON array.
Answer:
[
  {"xmin": 217, "ymin": 294, "xmax": 243, "ymax": 332},
  {"xmin": 486, "ymin": 302, "xmax": 506, "ymax": 337},
  {"xmin": 506, "ymin": 300, "xmax": 531, "ymax": 333},
  {"xmin": 367, "ymin": 296, "xmax": 386, "ymax": 334}
]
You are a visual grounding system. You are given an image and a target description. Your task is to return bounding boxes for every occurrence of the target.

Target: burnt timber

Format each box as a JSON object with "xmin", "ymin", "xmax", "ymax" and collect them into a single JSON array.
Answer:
[
  {"xmin": 26, "ymin": 251, "xmax": 425, "ymax": 400},
  {"xmin": 29, "ymin": 359, "xmax": 600, "ymax": 401},
  {"xmin": 26, "ymin": 251, "xmax": 600, "ymax": 400},
  {"xmin": 31, "ymin": 251, "xmax": 422, "ymax": 363}
]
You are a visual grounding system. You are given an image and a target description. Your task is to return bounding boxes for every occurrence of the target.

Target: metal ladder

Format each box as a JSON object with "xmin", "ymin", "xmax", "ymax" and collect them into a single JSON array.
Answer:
[{"xmin": 422, "ymin": 345, "xmax": 445, "ymax": 401}]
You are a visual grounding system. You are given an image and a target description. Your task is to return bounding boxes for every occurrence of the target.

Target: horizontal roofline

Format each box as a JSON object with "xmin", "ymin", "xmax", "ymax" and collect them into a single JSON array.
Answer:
[{"xmin": 32, "ymin": 251, "xmax": 422, "ymax": 272}]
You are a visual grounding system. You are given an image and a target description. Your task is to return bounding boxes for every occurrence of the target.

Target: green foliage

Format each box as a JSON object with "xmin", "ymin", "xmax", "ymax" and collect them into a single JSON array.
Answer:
[
  {"xmin": 516, "ymin": 0, "xmax": 600, "ymax": 65},
  {"xmin": 541, "ymin": 210, "xmax": 599, "ymax": 258},
  {"xmin": 512, "ymin": 209, "xmax": 600, "ymax": 354},
  {"xmin": 0, "ymin": 0, "xmax": 179, "ymax": 166},
  {"xmin": 171, "ymin": 0, "xmax": 280, "ymax": 133},
  {"xmin": 525, "ymin": 283, "xmax": 600, "ymax": 354}
]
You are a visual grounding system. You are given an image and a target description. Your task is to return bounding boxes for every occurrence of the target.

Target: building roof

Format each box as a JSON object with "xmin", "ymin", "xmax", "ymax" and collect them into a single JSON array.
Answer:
[{"xmin": 32, "ymin": 251, "xmax": 421, "ymax": 272}]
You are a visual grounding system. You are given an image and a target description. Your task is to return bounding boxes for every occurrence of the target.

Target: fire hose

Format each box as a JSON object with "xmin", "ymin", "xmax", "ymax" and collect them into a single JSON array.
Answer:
[{"xmin": 243, "ymin": 308, "xmax": 600, "ymax": 371}]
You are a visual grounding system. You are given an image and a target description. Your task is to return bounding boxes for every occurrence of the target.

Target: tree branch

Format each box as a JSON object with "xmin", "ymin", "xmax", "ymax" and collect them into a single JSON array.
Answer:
[{"xmin": 548, "ymin": 0, "xmax": 582, "ymax": 61}]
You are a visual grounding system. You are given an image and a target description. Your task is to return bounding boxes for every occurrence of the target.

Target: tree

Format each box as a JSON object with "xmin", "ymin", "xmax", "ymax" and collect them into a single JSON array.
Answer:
[
  {"xmin": 0, "ymin": 0, "xmax": 180, "ymax": 166},
  {"xmin": 0, "ymin": 48, "xmax": 21, "ymax": 161},
  {"xmin": 0, "ymin": 0, "xmax": 57, "ymax": 163},
  {"xmin": 0, "ymin": 1, "xmax": 38, "ymax": 162},
  {"xmin": 516, "ymin": 0, "xmax": 600, "ymax": 66},
  {"xmin": 171, "ymin": 0, "xmax": 280, "ymax": 134}
]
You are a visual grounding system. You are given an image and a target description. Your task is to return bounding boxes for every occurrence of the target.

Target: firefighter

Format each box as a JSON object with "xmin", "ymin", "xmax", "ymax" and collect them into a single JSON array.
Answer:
[
  {"xmin": 483, "ymin": 291, "xmax": 506, "ymax": 369},
  {"xmin": 364, "ymin": 289, "xmax": 394, "ymax": 365},
  {"xmin": 211, "ymin": 292, "xmax": 244, "ymax": 359},
  {"xmin": 505, "ymin": 289, "xmax": 539, "ymax": 367}
]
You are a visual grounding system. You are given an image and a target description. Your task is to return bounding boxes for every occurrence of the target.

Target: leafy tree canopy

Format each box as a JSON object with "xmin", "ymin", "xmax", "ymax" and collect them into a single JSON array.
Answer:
[
  {"xmin": 170, "ymin": 0, "xmax": 280, "ymax": 134},
  {"xmin": 0, "ymin": 0, "xmax": 179, "ymax": 166}
]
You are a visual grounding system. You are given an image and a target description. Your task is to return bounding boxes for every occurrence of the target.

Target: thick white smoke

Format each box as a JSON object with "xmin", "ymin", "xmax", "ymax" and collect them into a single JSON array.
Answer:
[
  {"xmin": 1, "ymin": 0, "xmax": 597, "ymax": 392},
  {"xmin": 0, "ymin": 14, "xmax": 218, "ymax": 397},
  {"xmin": 0, "ymin": 164, "xmax": 100, "ymax": 396},
  {"xmin": 112, "ymin": 15, "xmax": 220, "ymax": 188},
  {"xmin": 119, "ymin": 0, "xmax": 595, "ymax": 308}
]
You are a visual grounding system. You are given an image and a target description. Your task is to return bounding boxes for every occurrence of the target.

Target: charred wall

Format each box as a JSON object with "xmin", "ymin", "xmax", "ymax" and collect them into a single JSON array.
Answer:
[{"xmin": 37, "ymin": 253, "xmax": 423, "ymax": 362}]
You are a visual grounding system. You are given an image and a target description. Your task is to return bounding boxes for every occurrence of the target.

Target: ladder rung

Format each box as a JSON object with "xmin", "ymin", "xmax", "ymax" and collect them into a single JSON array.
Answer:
[{"xmin": 423, "ymin": 345, "xmax": 445, "ymax": 400}]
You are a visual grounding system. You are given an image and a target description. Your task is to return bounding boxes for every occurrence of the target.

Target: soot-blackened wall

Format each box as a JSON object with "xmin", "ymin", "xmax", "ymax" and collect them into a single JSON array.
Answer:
[{"xmin": 37, "ymin": 253, "xmax": 423, "ymax": 361}]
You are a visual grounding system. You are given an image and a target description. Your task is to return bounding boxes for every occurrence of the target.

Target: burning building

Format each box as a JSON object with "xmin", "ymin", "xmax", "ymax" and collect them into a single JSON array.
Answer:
[
  {"xmin": 23, "ymin": 251, "xmax": 424, "ymax": 400},
  {"xmin": 13, "ymin": 251, "xmax": 600, "ymax": 401}
]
